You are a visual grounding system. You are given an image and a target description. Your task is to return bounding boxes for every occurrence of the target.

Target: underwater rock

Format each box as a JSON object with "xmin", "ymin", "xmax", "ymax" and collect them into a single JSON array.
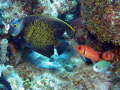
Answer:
[{"xmin": 80, "ymin": 0, "xmax": 120, "ymax": 45}]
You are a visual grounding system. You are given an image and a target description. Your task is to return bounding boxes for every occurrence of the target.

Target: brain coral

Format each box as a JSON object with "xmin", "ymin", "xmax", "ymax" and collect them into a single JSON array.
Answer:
[{"xmin": 80, "ymin": 0, "xmax": 120, "ymax": 45}]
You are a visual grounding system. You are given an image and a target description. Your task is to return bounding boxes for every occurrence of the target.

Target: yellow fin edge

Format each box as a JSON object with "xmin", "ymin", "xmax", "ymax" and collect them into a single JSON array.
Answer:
[{"xmin": 58, "ymin": 18, "xmax": 75, "ymax": 31}]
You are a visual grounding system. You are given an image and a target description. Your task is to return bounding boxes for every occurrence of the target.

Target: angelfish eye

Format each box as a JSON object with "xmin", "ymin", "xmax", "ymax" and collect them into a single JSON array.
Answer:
[
  {"xmin": 13, "ymin": 24, "xmax": 18, "ymax": 28},
  {"xmin": 96, "ymin": 66, "xmax": 98, "ymax": 68}
]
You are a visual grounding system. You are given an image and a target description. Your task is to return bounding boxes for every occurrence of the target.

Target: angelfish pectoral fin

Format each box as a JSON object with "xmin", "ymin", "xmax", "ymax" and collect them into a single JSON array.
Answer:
[{"xmin": 55, "ymin": 41, "xmax": 69, "ymax": 55}]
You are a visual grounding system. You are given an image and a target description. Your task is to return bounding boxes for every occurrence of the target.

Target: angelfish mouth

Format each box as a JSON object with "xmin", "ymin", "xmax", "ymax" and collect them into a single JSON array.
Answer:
[
  {"xmin": 6, "ymin": 24, "xmax": 10, "ymax": 31},
  {"xmin": 12, "ymin": 34, "xmax": 18, "ymax": 36}
]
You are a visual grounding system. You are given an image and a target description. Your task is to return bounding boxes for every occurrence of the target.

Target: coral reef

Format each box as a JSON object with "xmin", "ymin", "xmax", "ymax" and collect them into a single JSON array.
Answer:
[
  {"xmin": 69, "ymin": 16, "xmax": 89, "ymax": 43},
  {"xmin": 36, "ymin": 0, "xmax": 77, "ymax": 17},
  {"xmin": 9, "ymin": 42, "xmax": 22, "ymax": 66},
  {"xmin": 14, "ymin": 51, "xmax": 112, "ymax": 90},
  {"xmin": 2, "ymin": 65, "xmax": 24, "ymax": 90},
  {"xmin": 80, "ymin": 0, "xmax": 120, "ymax": 45},
  {"xmin": 11, "ymin": 39, "xmax": 112, "ymax": 90},
  {"xmin": 0, "ymin": 64, "xmax": 24, "ymax": 90},
  {"xmin": 0, "ymin": 36, "xmax": 116, "ymax": 90},
  {"xmin": 0, "ymin": 0, "xmax": 120, "ymax": 90},
  {"xmin": 20, "ymin": 0, "xmax": 77, "ymax": 17},
  {"xmin": 0, "ymin": 9, "xmax": 3, "ymax": 34},
  {"xmin": 0, "ymin": 0, "xmax": 27, "ymax": 34},
  {"xmin": 69, "ymin": 15, "xmax": 105, "ymax": 52}
]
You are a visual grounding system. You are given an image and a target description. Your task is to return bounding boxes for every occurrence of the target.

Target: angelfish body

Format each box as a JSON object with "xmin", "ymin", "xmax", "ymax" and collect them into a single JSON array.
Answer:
[
  {"xmin": 93, "ymin": 61, "xmax": 114, "ymax": 72},
  {"xmin": 7, "ymin": 15, "xmax": 75, "ymax": 57},
  {"xmin": 76, "ymin": 45, "xmax": 103, "ymax": 61}
]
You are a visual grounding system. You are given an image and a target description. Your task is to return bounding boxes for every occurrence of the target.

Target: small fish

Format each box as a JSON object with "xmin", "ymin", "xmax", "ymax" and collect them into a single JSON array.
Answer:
[
  {"xmin": 101, "ymin": 50, "xmax": 115, "ymax": 60},
  {"xmin": 76, "ymin": 45, "xmax": 103, "ymax": 61},
  {"xmin": 93, "ymin": 61, "xmax": 115, "ymax": 72}
]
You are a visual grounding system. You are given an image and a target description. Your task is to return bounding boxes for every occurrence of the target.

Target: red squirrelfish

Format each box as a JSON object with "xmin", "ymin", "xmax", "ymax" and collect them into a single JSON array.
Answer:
[
  {"xmin": 76, "ymin": 45, "xmax": 103, "ymax": 61},
  {"xmin": 101, "ymin": 50, "xmax": 115, "ymax": 60}
]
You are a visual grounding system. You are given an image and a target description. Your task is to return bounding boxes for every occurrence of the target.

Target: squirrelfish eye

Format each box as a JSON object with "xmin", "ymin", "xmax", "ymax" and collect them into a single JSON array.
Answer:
[
  {"xmin": 13, "ymin": 24, "xmax": 18, "ymax": 28},
  {"xmin": 106, "ymin": 53, "xmax": 108, "ymax": 57},
  {"xmin": 79, "ymin": 46, "xmax": 81, "ymax": 50}
]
